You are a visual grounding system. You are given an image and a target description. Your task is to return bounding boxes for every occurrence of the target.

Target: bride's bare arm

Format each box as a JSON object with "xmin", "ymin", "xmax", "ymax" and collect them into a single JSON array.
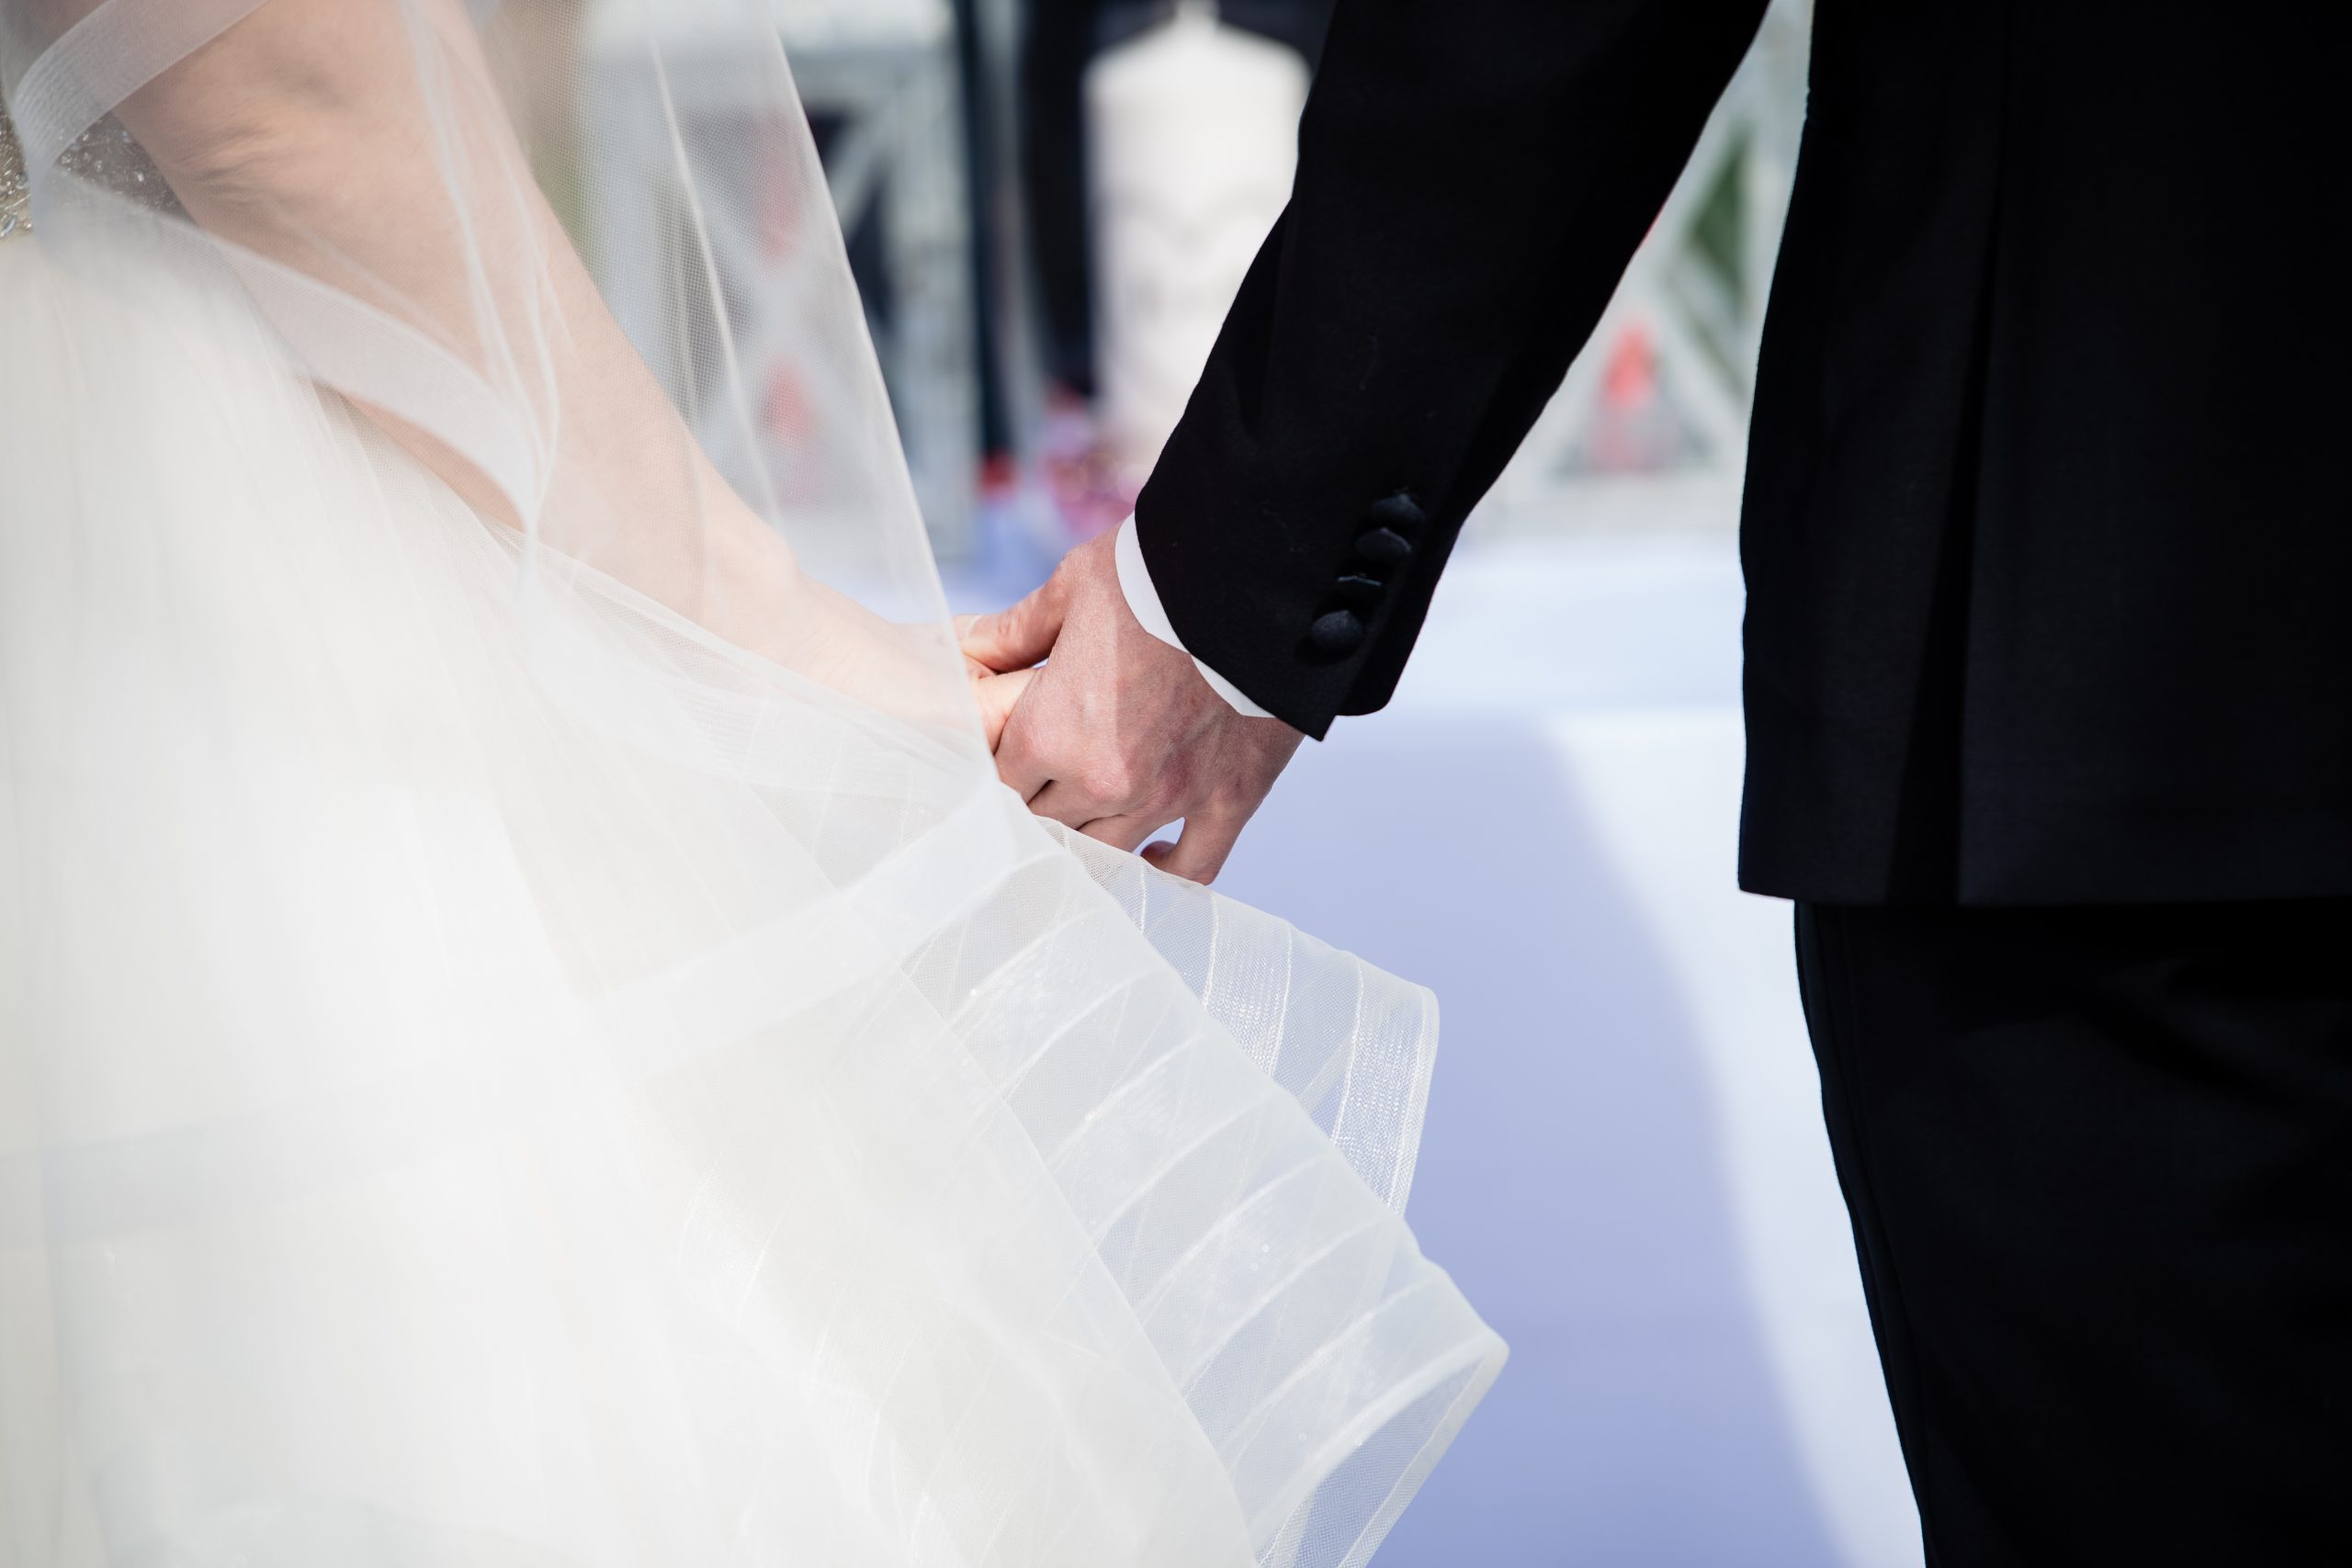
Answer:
[
  {"xmin": 27, "ymin": 0, "xmax": 979, "ymax": 709},
  {"xmin": 119, "ymin": 0, "xmax": 815, "ymax": 650}
]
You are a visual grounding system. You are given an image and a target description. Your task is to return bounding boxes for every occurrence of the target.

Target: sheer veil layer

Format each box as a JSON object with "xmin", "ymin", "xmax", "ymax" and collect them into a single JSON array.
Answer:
[{"xmin": 0, "ymin": 5, "xmax": 1503, "ymax": 1565}]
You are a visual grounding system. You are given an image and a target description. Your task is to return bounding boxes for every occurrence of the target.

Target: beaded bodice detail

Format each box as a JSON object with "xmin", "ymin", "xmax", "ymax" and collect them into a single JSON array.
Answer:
[
  {"xmin": 0, "ymin": 101, "xmax": 27, "ymax": 240},
  {"xmin": 0, "ymin": 96, "xmax": 183, "ymax": 242}
]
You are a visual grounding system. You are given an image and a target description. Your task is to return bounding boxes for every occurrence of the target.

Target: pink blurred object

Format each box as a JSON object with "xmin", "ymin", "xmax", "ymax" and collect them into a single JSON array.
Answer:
[{"xmin": 1038, "ymin": 387, "xmax": 1137, "ymax": 540}]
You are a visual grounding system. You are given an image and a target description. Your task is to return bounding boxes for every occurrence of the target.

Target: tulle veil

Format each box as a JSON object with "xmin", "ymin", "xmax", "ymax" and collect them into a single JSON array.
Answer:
[{"xmin": 0, "ymin": 4, "xmax": 1503, "ymax": 1565}]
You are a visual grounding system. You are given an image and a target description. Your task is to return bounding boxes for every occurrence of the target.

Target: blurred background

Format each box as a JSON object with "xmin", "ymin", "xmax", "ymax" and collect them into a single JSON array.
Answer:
[{"xmin": 529, "ymin": 0, "xmax": 1917, "ymax": 1562}]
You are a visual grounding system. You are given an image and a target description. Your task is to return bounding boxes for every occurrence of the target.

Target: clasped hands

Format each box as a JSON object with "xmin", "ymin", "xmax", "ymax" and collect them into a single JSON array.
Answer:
[{"xmin": 961, "ymin": 531, "xmax": 1303, "ymax": 884}]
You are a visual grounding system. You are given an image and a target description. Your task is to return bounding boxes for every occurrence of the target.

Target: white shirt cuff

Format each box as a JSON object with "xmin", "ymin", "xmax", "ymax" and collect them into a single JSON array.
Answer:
[{"xmin": 1113, "ymin": 513, "xmax": 1275, "ymax": 720}]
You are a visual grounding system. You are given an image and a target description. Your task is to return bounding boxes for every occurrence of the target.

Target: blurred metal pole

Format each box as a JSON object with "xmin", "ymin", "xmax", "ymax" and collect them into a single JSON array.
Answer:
[
  {"xmin": 951, "ymin": 0, "xmax": 1013, "ymax": 467},
  {"xmin": 962, "ymin": 0, "xmax": 1049, "ymax": 489}
]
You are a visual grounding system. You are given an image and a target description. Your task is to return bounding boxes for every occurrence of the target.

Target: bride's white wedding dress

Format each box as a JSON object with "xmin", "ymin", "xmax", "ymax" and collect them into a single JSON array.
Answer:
[{"xmin": 0, "ymin": 6, "xmax": 1499, "ymax": 1567}]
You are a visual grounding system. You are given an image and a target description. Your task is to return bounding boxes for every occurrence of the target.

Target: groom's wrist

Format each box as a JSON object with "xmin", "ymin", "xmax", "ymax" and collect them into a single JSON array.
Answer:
[{"xmin": 1113, "ymin": 514, "xmax": 1277, "ymax": 720}]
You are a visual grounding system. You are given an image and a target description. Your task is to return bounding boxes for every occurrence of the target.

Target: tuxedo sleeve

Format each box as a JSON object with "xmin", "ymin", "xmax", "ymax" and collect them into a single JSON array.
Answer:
[{"xmin": 1131, "ymin": 0, "xmax": 1770, "ymax": 738}]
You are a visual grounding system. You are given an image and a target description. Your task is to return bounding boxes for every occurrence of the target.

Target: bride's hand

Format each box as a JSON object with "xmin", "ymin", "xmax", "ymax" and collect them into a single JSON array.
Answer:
[{"xmin": 956, "ymin": 619, "xmax": 1029, "ymax": 750}]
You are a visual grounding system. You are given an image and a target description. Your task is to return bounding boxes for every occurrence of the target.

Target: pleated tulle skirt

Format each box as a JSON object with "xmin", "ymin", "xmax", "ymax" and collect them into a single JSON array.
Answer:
[{"xmin": 0, "ymin": 228, "xmax": 1499, "ymax": 1568}]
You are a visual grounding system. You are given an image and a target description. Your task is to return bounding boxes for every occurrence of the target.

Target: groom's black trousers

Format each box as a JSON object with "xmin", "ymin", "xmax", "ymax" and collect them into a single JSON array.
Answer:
[{"xmin": 1794, "ymin": 900, "xmax": 2352, "ymax": 1566}]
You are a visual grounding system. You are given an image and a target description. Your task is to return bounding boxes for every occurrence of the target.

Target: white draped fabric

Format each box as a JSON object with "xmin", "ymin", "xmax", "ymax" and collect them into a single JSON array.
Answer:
[{"xmin": 0, "ymin": 5, "xmax": 1502, "ymax": 1565}]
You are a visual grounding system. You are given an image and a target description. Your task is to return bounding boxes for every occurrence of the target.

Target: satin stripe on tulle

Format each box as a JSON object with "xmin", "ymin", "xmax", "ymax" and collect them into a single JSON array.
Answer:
[
  {"xmin": 0, "ymin": 783, "xmax": 1044, "ymax": 1247},
  {"xmin": 12, "ymin": 0, "xmax": 268, "ymax": 189}
]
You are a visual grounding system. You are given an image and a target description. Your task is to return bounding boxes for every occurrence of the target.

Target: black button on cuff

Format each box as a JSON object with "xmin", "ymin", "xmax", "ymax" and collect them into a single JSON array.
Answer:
[
  {"xmin": 1302, "ymin": 491, "xmax": 1422, "ymax": 662},
  {"xmin": 1356, "ymin": 491, "xmax": 1425, "ymax": 571},
  {"xmin": 1308, "ymin": 608, "xmax": 1366, "ymax": 656},
  {"xmin": 1354, "ymin": 526, "xmax": 1412, "ymax": 570},
  {"xmin": 1364, "ymin": 491, "xmax": 1427, "ymax": 536}
]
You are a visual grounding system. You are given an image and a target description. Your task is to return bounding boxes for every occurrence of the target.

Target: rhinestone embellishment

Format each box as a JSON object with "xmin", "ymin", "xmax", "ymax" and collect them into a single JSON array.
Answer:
[
  {"xmin": 57, "ymin": 117, "xmax": 177, "ymax": 215},
  {"xmin": 0, "ymin": 98, "xmax": 184, "ymax": 243},
  {"xmin": 0, "ymin": 103, "xmax": 28, "ymax": 242}
]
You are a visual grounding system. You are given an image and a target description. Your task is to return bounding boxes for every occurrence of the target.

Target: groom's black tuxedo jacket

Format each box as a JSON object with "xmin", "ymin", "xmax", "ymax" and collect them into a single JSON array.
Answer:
[{"xmin": 1132, "ymin": 0, "xmax": 2352, "ymax": 905}]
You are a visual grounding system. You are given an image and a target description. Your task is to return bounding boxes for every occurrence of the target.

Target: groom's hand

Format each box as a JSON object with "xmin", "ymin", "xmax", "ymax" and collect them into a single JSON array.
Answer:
[{"xmin": 961, "ymin": 531, "xmax": 1303, "ymax": 884}]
